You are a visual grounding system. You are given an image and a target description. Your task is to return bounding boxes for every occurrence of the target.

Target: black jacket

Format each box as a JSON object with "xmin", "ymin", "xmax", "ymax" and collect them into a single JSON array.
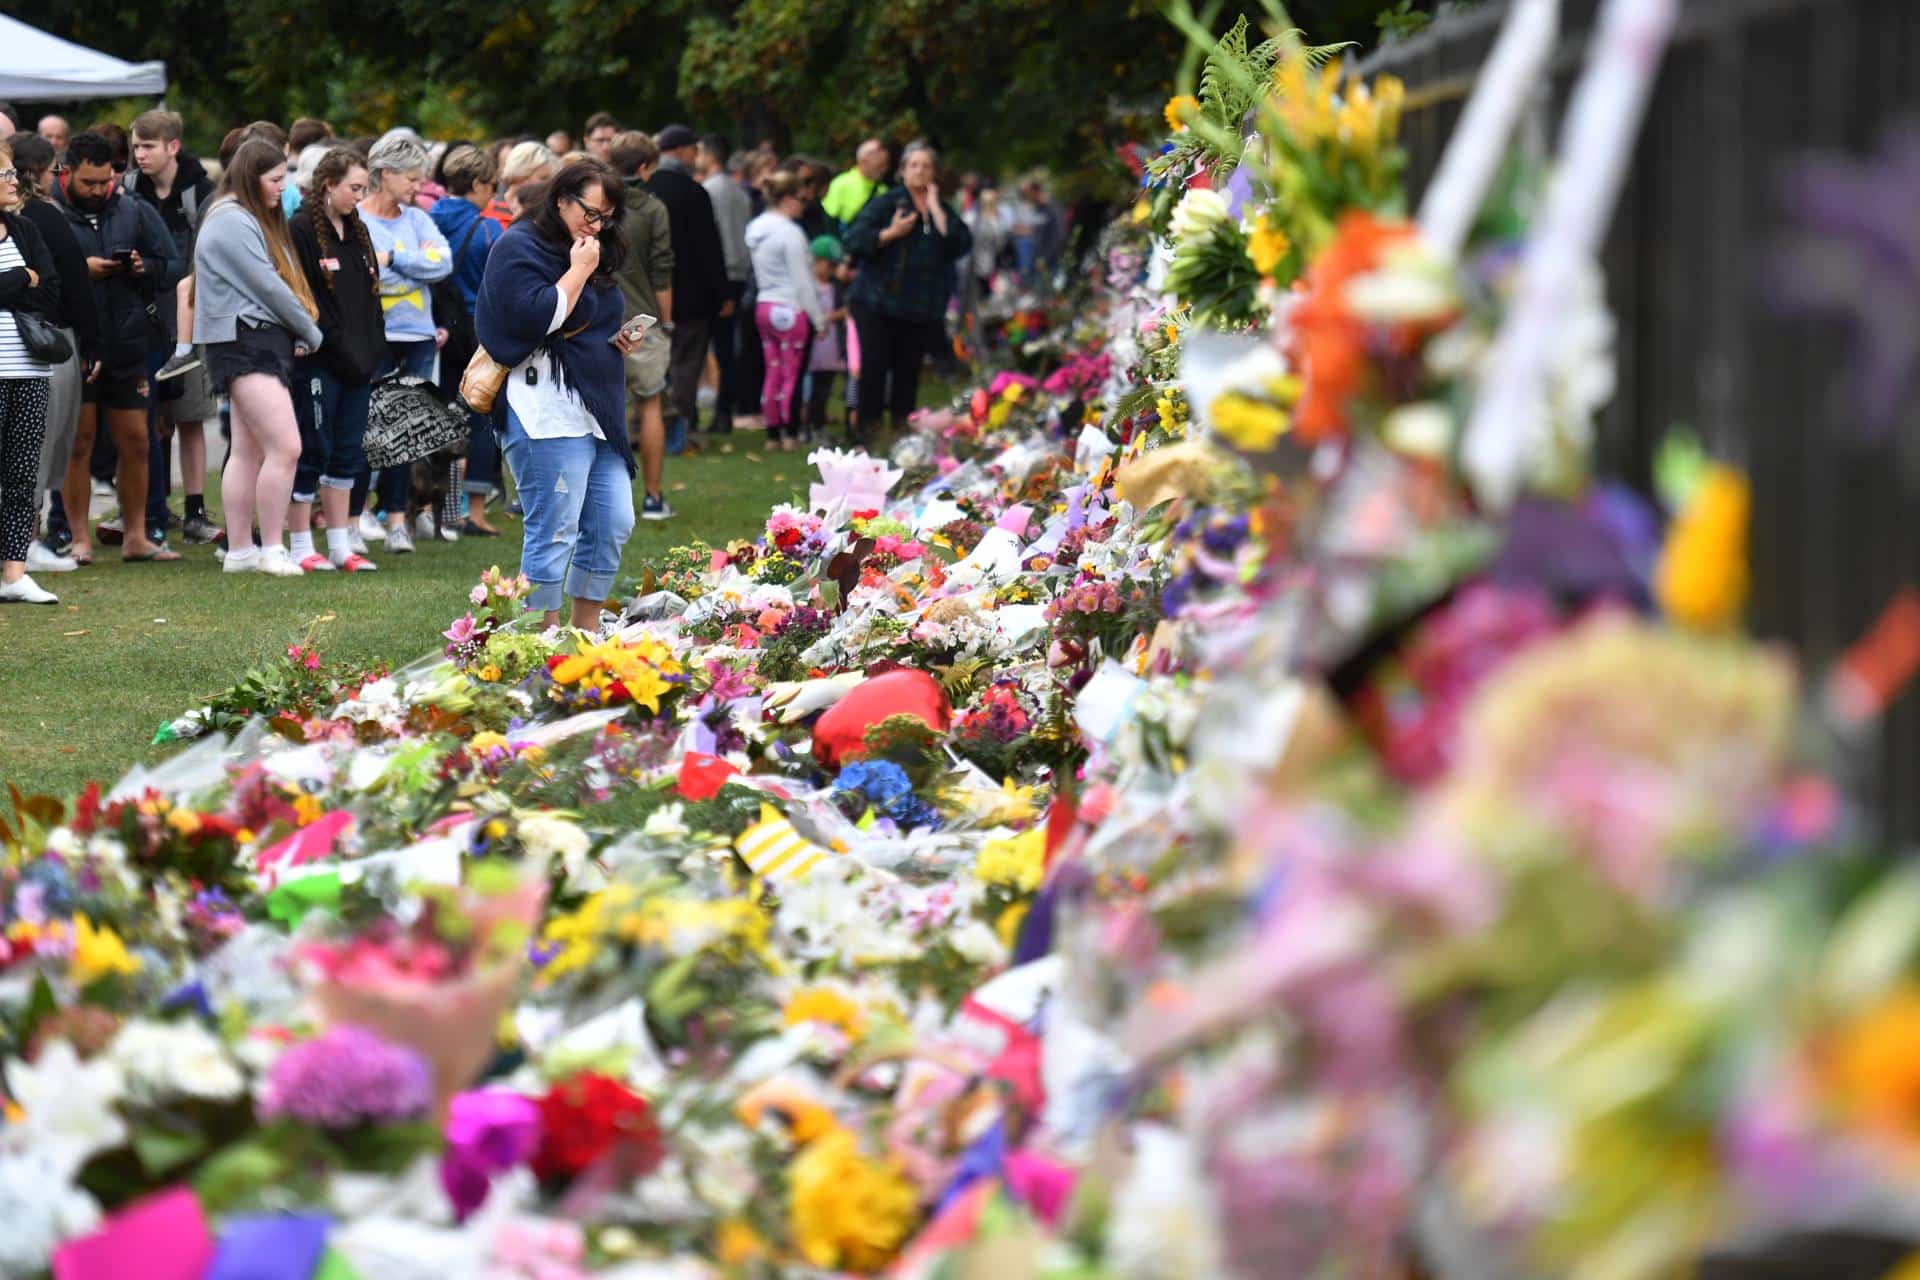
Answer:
[
  {"xmin": 129, "ymin": 152, "xmax": 215, "ymax": 261},
  {"xmin": 843, "ymin": 186, "xmax": 971, "ymax": 324},
  {"xmin": 0, "ymin": 211, "xmax": 62, "ymax": 324},
  {"xmin": 288, "ymin": 200, "xmax": 386, "ymax": 384},
  {"xmin": 20, "ymin": 198, "xmax": 99, "ymax": 363},
  {"xmin": 48, "ymin": 180, "xmax": 184, "ymax": 372},
  {"xmin": 645, "ymin": 158, "xmax": 729, "ymax": 322}
]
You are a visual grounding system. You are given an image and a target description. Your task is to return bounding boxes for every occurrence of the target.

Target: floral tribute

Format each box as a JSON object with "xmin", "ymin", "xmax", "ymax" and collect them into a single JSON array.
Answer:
[{"xmin": 0, "ymin": 17, "xmax": 1917, "ymax": 1280}]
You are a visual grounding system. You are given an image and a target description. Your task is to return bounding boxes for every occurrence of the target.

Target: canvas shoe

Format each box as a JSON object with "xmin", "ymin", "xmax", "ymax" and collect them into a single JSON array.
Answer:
[
  {"xmin": 641, "ymin": 493, "xmax": 675, "ymax": 521},
  {"xmin": 0, "ymin": 573, "xmax": 57, "ymax": 604},
  {"xmin": 25, "ymin": 542, "xmax": 77, "ymax": 573},
  {"xmin": 387, "ymin": 525, "xmax": 416, "ymax": 554},
  {"xmin": 257, "ymin": 546, "xmax": 304, "ymax": 577},
  {"xmin": 357, "ymin": 511, "xmax": 387, "ymax": 542},
  {"xmin": 155, "ymin": 349, "xmax": 204, "ymax": 381},
  {"xmin": 222, "ymin": 547, "xmax": 261, "ymax": 573}
]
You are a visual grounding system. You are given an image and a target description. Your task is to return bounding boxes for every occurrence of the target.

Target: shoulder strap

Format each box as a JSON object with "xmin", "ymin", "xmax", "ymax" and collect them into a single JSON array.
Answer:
[
  {"xmin": 182, "ymin": 184, "xmax": 201, "ymax": 228},
  {"xmin": 456, "ymin": 215, "xmax": 483, "ymax": 264}
]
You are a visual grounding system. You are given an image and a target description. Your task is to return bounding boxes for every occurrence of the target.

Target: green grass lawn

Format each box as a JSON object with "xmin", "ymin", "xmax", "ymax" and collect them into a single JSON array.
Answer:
[{"xmin": 0, "ymin": 439, "xmax": 829, "ymax": 802}]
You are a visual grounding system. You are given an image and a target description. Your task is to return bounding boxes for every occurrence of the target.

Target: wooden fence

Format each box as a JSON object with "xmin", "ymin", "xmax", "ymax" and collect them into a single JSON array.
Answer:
[{"xmin": 1360, "ymin": 0, "xmax": 1920, "ymax": 839}]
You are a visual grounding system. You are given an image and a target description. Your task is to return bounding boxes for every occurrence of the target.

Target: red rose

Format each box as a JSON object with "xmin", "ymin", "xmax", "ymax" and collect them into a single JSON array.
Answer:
[{"xmin": 532, "ymin": 1072, "xmax": 664, "ymax": 1184}]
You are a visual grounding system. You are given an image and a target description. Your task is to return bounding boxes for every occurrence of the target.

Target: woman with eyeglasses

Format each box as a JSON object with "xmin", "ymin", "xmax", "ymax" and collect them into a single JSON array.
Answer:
[
  {"xmin": 0, "ymin": 141, "xmax": 66, "ymax": 603},
  {"xmin": 475, "ymin": 159, "xmax": 647, "ymax": 630}
]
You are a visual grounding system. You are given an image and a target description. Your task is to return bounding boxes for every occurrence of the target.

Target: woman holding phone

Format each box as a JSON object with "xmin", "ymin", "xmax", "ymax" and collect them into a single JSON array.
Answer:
[{"xmin": 475, "ymin": 159, "xmax": 647, "ymax": 630}]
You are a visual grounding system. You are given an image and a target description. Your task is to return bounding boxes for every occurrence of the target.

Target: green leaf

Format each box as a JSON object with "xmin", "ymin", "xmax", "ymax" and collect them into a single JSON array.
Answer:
[
  {"xmin": 193, "ymin": 1140, "xmax": 289, "ymax": 1215},
  {"xmin": 133, "ymin": 1124, "xmax": 209, "ymax": 1176}
]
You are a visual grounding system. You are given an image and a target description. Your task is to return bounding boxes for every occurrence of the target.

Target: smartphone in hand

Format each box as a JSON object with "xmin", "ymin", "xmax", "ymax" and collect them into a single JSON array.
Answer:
[{"xmin": 612, "ymin": 313, "xmax": 657, "ymax": 345}]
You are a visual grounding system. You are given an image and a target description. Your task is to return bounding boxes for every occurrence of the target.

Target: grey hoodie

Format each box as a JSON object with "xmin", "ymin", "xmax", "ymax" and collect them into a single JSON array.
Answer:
[{"xmin": 191, "ymin": 199, "xmax": 323, "ymax": 350}]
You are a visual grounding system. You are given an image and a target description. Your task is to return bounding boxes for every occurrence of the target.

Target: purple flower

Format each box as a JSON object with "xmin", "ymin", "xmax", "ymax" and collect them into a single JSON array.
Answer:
[
  {"xmin": 440, "ymin": 1087, "xmax": 542, "ymax": 1221},
  {"xmin": 259, "ymin": 1025, "xmax": 433, "ymax": 1129}
]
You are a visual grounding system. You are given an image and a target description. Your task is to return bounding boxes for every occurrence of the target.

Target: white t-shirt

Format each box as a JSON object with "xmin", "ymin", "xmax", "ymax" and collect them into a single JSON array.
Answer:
[
  {"xmin": 0, "ymin": 235, "xmax": 51, "ymax": 379},
  {"xmin": 505, "ymin": 287, "xmax": 602, "ymax": 441}
]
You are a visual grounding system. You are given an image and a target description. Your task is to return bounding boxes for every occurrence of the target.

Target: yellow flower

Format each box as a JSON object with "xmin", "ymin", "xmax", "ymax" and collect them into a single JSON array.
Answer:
[
  {"xmin": 789, "ymin": 1126, "xmax": 918, "ymax": 1271},
  {"xmin": 469, "ymin": 731, "xmax": 508, "ymax": 755},
  {"xmin": 478, "ymin": 664, "xmax": 503, "ymax": 683},
  {"xmin": 715, "ymin": 1218, "xmax": 769, "ymax": 1265},
  {"xmin": 736, "ymin": 1077, "xmax": 838, "ymax": 1144},
  {"xmin": 1654, "ymin": 464, "xmax": 1749, "ymax": 631},
  {"xmin": 1247, "ymin": 217, "xmax": 1291, "ymax": 277},
  {"xmin": 1826, "ymin": 986, "xmax": 1920, "ymax": 1143},
  {"xmin": 784, "ymin": 986, "xmax": 867, "ymax": 1038},
  {"xmin": 975, "ymin": 827, "xmax": 1046, "ymax": 894},
  {"xmin": 71, "ymin": 914, "xmax": 140, "ymax": 987},
  {"xmin": 1163, "ymin": 93, "xmax": 1200, "ymax": 133},
  {"xmin": 996, "ymin": 901, "xmax": 1030, "ymax": 949},
  {"xmin": 291, "ymin": 792, "xmax": 324, "ymax": 827},
  {"xmin": 1208, "ymin": 392, "xmax": 1291, "ymax": 451},
  {"xmin": 165, "ymin": 807, "xmax": 202, "ymax": 837}
]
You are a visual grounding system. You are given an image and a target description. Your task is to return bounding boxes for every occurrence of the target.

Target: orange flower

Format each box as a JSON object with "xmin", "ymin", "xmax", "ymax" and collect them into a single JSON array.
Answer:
[
  {"xmin": 1825, "ymin": 986, "xmax": 1920, "ymax": 1143},
  {"xmin": 1289, "ymin": 212, "xmax": 1420, "ymax": 441}
]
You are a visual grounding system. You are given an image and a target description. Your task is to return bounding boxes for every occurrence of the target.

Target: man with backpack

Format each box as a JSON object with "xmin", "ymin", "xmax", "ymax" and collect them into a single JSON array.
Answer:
[{"xmin": 127, "ymin": 109, "xmax": 220, "ymax": 546}]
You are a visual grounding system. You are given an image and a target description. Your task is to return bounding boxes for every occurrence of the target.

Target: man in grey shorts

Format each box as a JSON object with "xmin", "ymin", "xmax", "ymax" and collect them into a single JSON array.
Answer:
[{"xmin": 610, "ymin": 131, "xmax": 677, "ymax": 521}]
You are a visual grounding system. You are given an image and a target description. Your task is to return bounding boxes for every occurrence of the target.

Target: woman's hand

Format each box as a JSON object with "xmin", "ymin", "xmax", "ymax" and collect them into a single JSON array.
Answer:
[
  {"xmin": 926, "ymin": 184, "xmax": 948, "ymax": 235},
  {"xmin": 24, "ymin": 268, "xmax": 37, "ymax": 288},
  {"xmin": 880, "ymin": 205, "xmax": 918, "ymax": 245},
  {"xmin": 570, "ymin": 234, "xmax": 601, "ymax": 273},
  {"xmin": 612, "ymin": 327, "xmax": 646, "ymax": 356}
]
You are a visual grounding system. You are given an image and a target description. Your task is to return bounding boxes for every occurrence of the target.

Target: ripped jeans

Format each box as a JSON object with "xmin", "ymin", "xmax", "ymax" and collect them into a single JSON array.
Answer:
[{"xmin": 500, "ymin": 405, "xmax": 635, "ymax": 612}]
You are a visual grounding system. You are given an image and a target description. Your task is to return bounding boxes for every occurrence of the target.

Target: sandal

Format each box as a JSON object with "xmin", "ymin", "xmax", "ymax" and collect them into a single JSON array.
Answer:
[
  {"xmin": 123, "ymin": 547, "xmax": 182, "ymax": 563},
  {"xmin": 457, "ymin": 518, "xmax": 501, "ymax": 538}
]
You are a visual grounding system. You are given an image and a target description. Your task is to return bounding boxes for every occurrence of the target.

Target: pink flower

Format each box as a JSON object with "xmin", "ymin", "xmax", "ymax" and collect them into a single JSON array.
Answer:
[
  {"xmin": 471, "ymin": 584, "xmax": 489, "ymax": 605},
  {"xmin": 444, "ymin": 614, "xmax": 479, "ymax": 647}
]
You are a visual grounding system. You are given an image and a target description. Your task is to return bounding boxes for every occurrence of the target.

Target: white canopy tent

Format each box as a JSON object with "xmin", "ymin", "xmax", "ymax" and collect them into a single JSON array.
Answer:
[{"xmin": 0, "ymin": 14, "xmax": 164, "ymax": 101}]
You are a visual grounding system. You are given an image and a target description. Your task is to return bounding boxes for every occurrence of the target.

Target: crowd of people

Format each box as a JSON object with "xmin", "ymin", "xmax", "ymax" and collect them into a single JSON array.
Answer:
[{"xmin": 0, "ymin": 102, "xmax": 1077, "ymax": 617}]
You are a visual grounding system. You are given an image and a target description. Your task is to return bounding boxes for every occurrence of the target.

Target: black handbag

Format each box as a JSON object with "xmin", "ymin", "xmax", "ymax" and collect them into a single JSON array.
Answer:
[
  {"xmin": 15, "ymin": 312, "xmax": 72, "ymax": 364},
  {"xmin": 364, "ymin": 374, "xmax": 470, "ymax": 469}
]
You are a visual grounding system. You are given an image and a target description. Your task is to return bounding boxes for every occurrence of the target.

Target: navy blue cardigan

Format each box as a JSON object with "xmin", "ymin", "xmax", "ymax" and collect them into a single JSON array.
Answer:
[{"xmin": 475, "ymin": 221, "xmax": 634, "ymax": 475}]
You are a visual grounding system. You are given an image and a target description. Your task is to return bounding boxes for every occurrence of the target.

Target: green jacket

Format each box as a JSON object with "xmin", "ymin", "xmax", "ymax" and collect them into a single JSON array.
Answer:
[{"xmin": 615, "ymin": 179, "xmax": 675, "ymax": 321}]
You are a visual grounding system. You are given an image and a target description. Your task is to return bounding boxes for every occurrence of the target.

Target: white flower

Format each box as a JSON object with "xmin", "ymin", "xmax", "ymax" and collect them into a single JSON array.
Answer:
[
  {"xmin": 1169, "ymin": 188, "xmax": 1231, "ymax": 246},
  {"xmin": 1107, "ymin": 1125, "xmax": 1224, "ymax": 1280},
  {"xmin": 0, "ymin": 1146, "xmax": 102, "ymax": 1275},
  {"xmin": 1383, "ymin": 402, "xmax": 1455, "ymax": 459},
  {"xmin": 1342, "ymin": 242, "xmax": 1459, "ymax": 323},
  {"xmin": 643, "ymin": 803, "xmax": 690, "ymax": 842},
  {"xmin": 4, "ymin": 1041, "xmax": 126, "ymax": 1171},
  {"xmin": 106, "ymin": 1018, "xmax": 245, "ymax": 1102},
  {"xmin": 518, "ymin": 813, "xmax": 592, "ymax": 881},
  {"xmin": 948, "ymin": 919, "xmax": 1008, "ymax": 968}
]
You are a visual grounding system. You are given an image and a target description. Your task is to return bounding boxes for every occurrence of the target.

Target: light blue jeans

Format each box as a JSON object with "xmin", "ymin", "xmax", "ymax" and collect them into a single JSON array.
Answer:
[{"xmin": 500, "ymin": 405, "xmax": 635, "ymax": 613}]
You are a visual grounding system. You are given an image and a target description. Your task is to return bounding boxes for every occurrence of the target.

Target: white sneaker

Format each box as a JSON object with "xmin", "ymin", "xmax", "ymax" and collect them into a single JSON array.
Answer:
[
  {"xmin": 26, "ymin": 542, "xmax": 78, "ymax": 573},
  {"xmin": 358, "ymin": 511, "xmax": 386, "ymax": 543},
  {"xmin": 387, "ymin": 525, "xmax": 415, "ymax": 554},
  {"xmin": 414, "ymin": 511, "xmax": 437, "ymax": 541},
  {"xmin": 439, "ymin": 522, "xmax": 460, "ymax": 543},
  {"xmin": 0, "ymin": 573, "xmax": 57, "ymax": 604},
  {"xmin": 90, "ymin": 478, "xmax": 114, "ymax": 499},
  {"xmin": 349, "ymin": 527, "xmax": 369, "ymax": 556},
  {"xmin": 257, "ymin": 546, "xmax": 304, "ymax": 577},
  {"xmin": 222, "ymin": 547, "xmax": 261, "ymax": 573}
]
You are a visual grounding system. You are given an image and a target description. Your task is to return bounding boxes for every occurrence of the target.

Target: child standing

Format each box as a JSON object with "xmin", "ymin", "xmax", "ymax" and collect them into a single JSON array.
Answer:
[{"xmin": 806, "ymin": 236, "xmax": 850, "ymax": 444}]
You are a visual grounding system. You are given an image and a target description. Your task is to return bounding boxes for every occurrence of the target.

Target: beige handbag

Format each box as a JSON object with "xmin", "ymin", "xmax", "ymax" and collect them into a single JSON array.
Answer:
[{"xmin": 458, "ymin": 346, "xmax": 511, "ymax": 413}]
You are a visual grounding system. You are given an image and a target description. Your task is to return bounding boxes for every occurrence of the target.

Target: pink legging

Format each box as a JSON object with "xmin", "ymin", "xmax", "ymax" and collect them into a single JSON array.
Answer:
[
  {"xmin": 223, "ymin": 372, "xmax": 301, "ymax": 553},
  {"xmin": 756, "ymin": 301, "xmax": 809, "ymax": 439}
]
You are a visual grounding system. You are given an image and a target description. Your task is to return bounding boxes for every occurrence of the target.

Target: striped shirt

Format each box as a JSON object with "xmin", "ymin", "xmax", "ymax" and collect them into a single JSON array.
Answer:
[{"xmin": 0, "ymin": 235, "xmax": 50, "ymax": 379}]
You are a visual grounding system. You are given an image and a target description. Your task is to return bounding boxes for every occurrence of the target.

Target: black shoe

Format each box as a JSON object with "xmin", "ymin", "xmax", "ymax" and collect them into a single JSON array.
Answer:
[
  {"xmin": 180, "ymin": 512, "xmax": 223, "ymax": 544},
  {"xmin": 706, "ymin": 415, "xmax": 734, "ymax": 435},
  {"xmin": 46, "ymin": 526, "xmax": 73, "ymax": 556}
]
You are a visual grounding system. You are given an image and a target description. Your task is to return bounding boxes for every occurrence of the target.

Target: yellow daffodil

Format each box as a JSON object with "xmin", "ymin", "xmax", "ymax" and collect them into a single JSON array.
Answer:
[
  {"xmin": 1654, "ymin": 464, "xmax": 1749, "ymax": 631},
  {"xmin": 1247, "ymin": 216, "xmax": 1292, "ymax": 277},
  {"xmin": 790, "ymin": 1126, "xmax": 918, "ymax": 1271},
  {"xmin": 71, "ymin": 914, "xmax": 140, "ymax": 987},
  {"xmin": 976, "ymin": 827, "xmax": 1047, "ymax": 894},
  {"xmin": 784, "ymin": 986, "xmax": 868, "ymax": 1038},
  {"xmin": 1208, "ymin": 392, "xmax": 1291, "ymax": 451}
]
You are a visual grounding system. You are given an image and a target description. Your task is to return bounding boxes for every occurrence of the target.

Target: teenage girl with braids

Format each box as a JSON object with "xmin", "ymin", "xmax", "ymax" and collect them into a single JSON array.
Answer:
[
  {"xmin": 193, "ymin": 138, "xmax": 323, "ymax": 577},
  {"xmin": 286, "ymin": 146, "xmax": 383, "ymax": 572}
]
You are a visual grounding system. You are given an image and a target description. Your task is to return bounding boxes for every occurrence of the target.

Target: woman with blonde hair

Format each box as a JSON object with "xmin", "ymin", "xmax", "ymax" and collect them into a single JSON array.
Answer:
[
  {"xmin": 193, "ymin": 137, "xmax": 324, "ymax": 576},
  {"xmin": 486, "ymin": 140, "xmax": 557, "ymax": 229}
]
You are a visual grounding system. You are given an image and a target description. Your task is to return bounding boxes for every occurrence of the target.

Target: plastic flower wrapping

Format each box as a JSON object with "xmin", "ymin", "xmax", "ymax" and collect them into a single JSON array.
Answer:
[{"xmin": 5, "ymin": 23, "xmax": 1920, "ymax": 1280}]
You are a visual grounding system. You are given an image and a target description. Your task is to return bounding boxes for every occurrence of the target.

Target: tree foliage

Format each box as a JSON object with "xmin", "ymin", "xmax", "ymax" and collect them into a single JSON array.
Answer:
[{"xmin": 12, "ymin": 0, "xmax": 1409, "ymax": 188}]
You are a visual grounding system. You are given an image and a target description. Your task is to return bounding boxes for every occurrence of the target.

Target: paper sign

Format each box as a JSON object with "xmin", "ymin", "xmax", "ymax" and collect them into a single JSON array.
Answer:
[
  {"xmin": 995, "ymin": 505, "xmax": 1035, "ymax": 538},
  {"xmin": 255, "ymin": 810, "xmax": 354, "ymax": 875},
  {"xmin": 205, "ymin": 1213, "xmax": 333, "ymax": 1280}
]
